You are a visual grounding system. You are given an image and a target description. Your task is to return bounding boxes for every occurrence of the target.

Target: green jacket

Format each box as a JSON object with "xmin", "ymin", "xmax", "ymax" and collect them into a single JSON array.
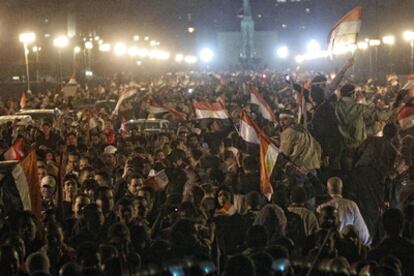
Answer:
[{"xmin": 334, "ymin": 97, "xmax": 390, "ymax": 149}]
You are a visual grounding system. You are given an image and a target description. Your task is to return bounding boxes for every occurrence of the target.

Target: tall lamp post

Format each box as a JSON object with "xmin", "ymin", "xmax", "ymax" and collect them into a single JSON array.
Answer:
[
  {"xmin": 382, "ymin": 35, "xmax": 395, "ymax": 72},
  {"xmin": 19, "ymin": 32, "xmax": 36, "ymax": 93},
  {"xmin": 32, "ymin": 46, "xmax": 41, "ymax": 82},
  {"xmin": 403, "ymin": 31, "xmax": 414, "ymax": 73},
  {"xmin": 53, "ymin": 36, "xmax": 69, "ymax": 84},
  {"xmin": 73, "ymin": 46, "xmax": 81, "ymax": 76}
]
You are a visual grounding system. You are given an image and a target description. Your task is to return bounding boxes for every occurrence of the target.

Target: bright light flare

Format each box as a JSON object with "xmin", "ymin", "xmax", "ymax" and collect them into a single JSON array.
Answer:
[
  {"xmin": 74, "ymin": 46, "xmax": 81, "ymax": 54},
  {"xmin": 53, "ymin": 36, "xmax": 69, "ymax": 48},
  {"xmin": 128, "ymin": 46, "xmax": 139, "ymax": 57},
  {"xmin": 369, "ymin": 39, "xmax": 381, "ymax": 47},
  {"xmin": 307, "ymin": 39, "xmax": 320, "ymax": 52},
  {"xmin": 99, "ymin": 43, "xmax": 111, "ymax": 52},
  {"xmin": 114, "ymin": 43, "xmax": 127, "ymax": 56},
  {"xmin": 382, "ymin": 35, "xmax": 395, "ymax": 45},
  {"xmin": 357, "ymin": 41, "xmax": 369, "ymax": 50},
  {"xmin": 85, "ymin": 41, "xmax": 93, "ymax": 49},
  {"xmin": 19, "ymin": 32, "xmax": 36, "ymax": 44},
  {"xmin": 295, "ymin": 55, "xmax": 304, "ymax": 64},
  {"xmin": 184, "ymin": 56, "xmax": 198, "ymax": 64},
  {"xmin": 175, "ymin": 54, "xmax": 184, "ymax": 62},
  {"xmin": 200, "ymin": 48, "xmax": 214, "ymax": 63},
  {"xmin": 276, "ymin": 46, "xmax": 289, "ymax": 59},
  {"xmin": 403, "ymin": 31, "xmax": 414, "ymax": 41}
]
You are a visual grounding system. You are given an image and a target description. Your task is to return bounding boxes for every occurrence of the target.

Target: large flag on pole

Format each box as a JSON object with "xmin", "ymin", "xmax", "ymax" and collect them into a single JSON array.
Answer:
[
  {"xmin": 328, "ymin": 5, "xmax": 363, "ymax": 53},
  {"xmin": 240, "ymin": 110, "xmax": 260, "ymax": 144},
  {"xmin": 250, "ymin": 86, "xmax": 277, "ymax": 123},
  {"xmin": 239, "ymin": 111, "xmax": 279, "ymax": 200},
  {"xmin": 193, "ymin": 102, "xmax": 229, "ymax": 119}
]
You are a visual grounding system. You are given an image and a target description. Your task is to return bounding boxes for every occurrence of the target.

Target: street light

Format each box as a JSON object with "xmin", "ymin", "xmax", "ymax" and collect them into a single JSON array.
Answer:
[
  {"xmin": 73, "ymin": 47, "xmax": 81, "ymax": 75},
  {"xmin": 175, "ymin": 54, "xmax": 184, "ymax": 63},
  {"xmin": 200, "ymin": 48, "xmax": 214, "ymax": 63},
  {"xmin": 114, "ymin": 43, "xmax": 127, "ymax": 56},
  {"xmin": 128, "ymin": 47, "xmax": 139, "ymax": 57},
  {"xmin": 53, "ymin": 36, "xmax": 69, "ymax": 84},
  {"xmin": 357, "ymin": 41, "xmax": 369, "ymax": 50},
  {"xmin": 382, "ymin": 35, "xmax": 395, "ymax": 45},
  {"xmin": 307, "ymin": 40, "xmax": 320, "ymax": 53},
  {"xmin": 85, "ymin": 41, "xmax": 93, "ymax": 49},
  {"xmin": 19, "ymin": 32, "xmax": 36, "ymax": 93},
  {"xmin": 276, "ymin": 46, "xmax": 289, "ymax": 59},
  {"xmin": 383, "ymin": 35, "xmax": 395, "ymax": 71},
  {"xmin": 32, "ymin": 46, "xmax": 41, "ymax": 82},
  {"xmin": 404, "ymin": 31, "xmax": 414, "ymax": 73},
  {"xmin": 369, "ymin": 39, "xmax": 381, "ymax": 47},
  {"xmin": 99, "ymin": 44, "xmax": 111, "ymax": 52}
]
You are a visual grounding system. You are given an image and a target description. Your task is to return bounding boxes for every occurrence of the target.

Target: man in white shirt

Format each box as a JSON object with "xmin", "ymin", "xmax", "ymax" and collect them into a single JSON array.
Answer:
[{"xmin": 317, "ymin": 177, "xmax": 371, "ymax": 245}]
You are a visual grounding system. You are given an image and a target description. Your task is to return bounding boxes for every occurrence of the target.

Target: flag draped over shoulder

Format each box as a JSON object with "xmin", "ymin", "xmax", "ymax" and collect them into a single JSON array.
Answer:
[
  {"xmin": 239, "ymin": 111, "xmax": 279, "ymax": 200},
  {"xmin": 193, "ymin": 102, "xmax": 229, "ymax": 119},
  {"xmin": 328, "ymin": 5, "xmax": 363, "ymax": 53},
  {"xmin": 250, "ymin": 86, "xmax": 277, "ymax": 123},
  {"xmin": 1, "ymin": 150, "xmax": 41, "ymax": 217}
]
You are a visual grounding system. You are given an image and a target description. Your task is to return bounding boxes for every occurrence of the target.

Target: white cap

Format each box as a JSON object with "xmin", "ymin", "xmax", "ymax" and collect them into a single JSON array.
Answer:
[{"xmin": 104, "ymin": 145, "xmax": 117, "ymax": 154}]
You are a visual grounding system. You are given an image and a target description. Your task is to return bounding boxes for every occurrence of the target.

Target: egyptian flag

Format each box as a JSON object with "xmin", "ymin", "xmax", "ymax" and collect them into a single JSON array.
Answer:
[
  {"xmin": 148, "ymin": 100, "xmax": 168, "ymax": 114},
  {"xmin": 259, "ymin": 131, "xmax": 279, "ymax": 201},
  {"xmin": 328, "ymin": 5, "xmax": 363, "ymax": 53},
  {"xmin": 240, "ymin": 110, "xmax": 260, "ymax": 144},
  {"xmin": 20, "ymin": 91, "xmax": 27, "ymax": 109},
  {"xmin": 193, "ymin": 102, "xmax": 229, "ymax": 119},
  {"xmin": 148, "ymin": 100, "xmax": 187, "ymax": 121},
  {"xmin": 250, "ymin": 86, "xmax": 277, "ymax": 123},
  {"xmin": 113, "ymin": 88, "xmax": 138, "ymax": 115},
  {"xmin": 402, "ymin": 74, "xmax": 414, "ymax": 97},
  {"xmin": 0, "ymin": 150, "xmax": 41, "ymax": 217},
  {"xmin": 397, "ymin": 105, "xmax": 414, "ymax": 130}
]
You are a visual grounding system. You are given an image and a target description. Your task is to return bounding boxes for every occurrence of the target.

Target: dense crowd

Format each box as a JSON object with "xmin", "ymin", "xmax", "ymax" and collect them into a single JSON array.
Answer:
[{"xmin": 0, "ymin": 58, "xmax": 413, "ymax": 276}]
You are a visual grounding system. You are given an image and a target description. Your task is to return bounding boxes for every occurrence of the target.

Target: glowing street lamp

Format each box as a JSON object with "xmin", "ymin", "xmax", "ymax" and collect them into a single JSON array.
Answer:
[
  {"xmin": 74, "ymin": 46, "xmax": 81, "ymax": 54},
  {"xmin": 357, "ymin": 41, "xmax": 369, "ymax": 50},
  {"xmin": 382, "ymin": 35, "xmax": 395, "ymax": 45},
  {"xmin": 133, "ymin": 35, "xmax": 140, "ymax": 41},
  {"xmin": 32, "ymin": 46, "xmax": 41, "ymax": 82},
  {"xmin": 19, "ymin": 32, "xmax": 36, "ymax": 93},
  {"xmin": 85, "ymin": 41, "xmax": 93, "ymax": 50},
  {"xmin": 200, "ymin": 48, "xmax": 214, "ymax": 63},
  {"xmin": 383, "ymin": 35, "xmax": 395, "ymax": 71},
  {"xmin": 175, "ymin": 54, "xmax": 184, "ymax": 63},
  {"xmin": 114, "ymin": 43, "xmax": 127, "ymax": 56},
  {"xmin": 369, "ymin": 39, "xmax": 381, "ymax": 47},
  {"xmin": 404, "ymin": 31, "xmax": 414, "ymax": 73},
  {"xmin": 99, "ymin": 44, "xmax": 111, "ymax": 52},
  {"xmin": 276, "ymin": 46, "xmax": 289, "ymax": 59},
  {"xmin": 128, "ymin": 47, "xmax": 139, "ymax": 57},
  {"xmin": 307, "ymin": 40, "xmax": 320, "ymax": 53},
  {"xmin": 53, "ymin": 36, "xmax": 69, "ymax": 83}
]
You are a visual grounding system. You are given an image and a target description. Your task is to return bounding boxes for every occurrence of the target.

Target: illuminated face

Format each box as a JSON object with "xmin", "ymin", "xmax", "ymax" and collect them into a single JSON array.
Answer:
[{"xmin": 128, "ymin": 178, "xmax": 144, "ymax": 196}]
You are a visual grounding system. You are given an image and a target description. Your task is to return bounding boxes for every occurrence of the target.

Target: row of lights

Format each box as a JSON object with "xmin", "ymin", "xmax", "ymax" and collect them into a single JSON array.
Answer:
[
  {"xmin": 275, "ymin": 31, "xmax": 414, "ymax": 64},
  {"xmin": 19, "ymin": 32, "xmax": 215, "ymax": 65}
]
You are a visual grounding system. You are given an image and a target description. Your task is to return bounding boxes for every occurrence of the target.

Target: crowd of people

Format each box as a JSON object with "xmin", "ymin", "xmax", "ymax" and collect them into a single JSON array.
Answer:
[{"xmin": 0, "ymin": 57, "xmax": 413, "ymax": 276}]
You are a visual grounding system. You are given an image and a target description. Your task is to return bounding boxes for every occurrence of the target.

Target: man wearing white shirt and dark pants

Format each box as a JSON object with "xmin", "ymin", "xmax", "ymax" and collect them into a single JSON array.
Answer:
[{"xmin": 317, "ymin": 177, "xmax": 371, "ymax": 245}]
